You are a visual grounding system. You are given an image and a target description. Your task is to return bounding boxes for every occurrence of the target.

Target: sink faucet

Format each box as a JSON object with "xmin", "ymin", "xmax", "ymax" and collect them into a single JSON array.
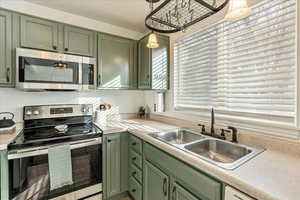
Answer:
[{"xmin": 211, "ymin": 108, "xmax": 215, "ymax": 137}]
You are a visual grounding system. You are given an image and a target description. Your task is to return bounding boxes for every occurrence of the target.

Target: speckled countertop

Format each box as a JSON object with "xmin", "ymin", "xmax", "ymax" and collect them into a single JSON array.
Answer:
[
  {"xmin": 0, "ymin": 123, "xmax": 23, "ymax": 150},
  {"xmin": 0, "ymin": 119, "xmax": 299, "ymax": 200},
  {"xmin": 98, "ymin": 119, "xmax": 300, "ymax": 200}
]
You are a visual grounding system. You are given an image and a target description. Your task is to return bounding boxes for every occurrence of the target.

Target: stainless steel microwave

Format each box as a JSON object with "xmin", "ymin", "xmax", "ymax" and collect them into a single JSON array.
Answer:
[{"xmin": 16, "ymin": 48, "xmax": 96, "ymax": 91}]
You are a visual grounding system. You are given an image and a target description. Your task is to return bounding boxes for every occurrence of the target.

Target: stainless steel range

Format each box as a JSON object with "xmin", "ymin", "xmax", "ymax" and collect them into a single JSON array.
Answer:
[{"xmin": 8, "ymin": 104, "xmax": 103, "ymax": 200}]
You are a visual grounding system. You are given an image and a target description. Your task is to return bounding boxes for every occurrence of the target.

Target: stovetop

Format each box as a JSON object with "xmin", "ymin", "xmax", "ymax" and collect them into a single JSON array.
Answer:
[{"xmin": 9, "ymin": 122, "xmax": 102, "ymax": 150}]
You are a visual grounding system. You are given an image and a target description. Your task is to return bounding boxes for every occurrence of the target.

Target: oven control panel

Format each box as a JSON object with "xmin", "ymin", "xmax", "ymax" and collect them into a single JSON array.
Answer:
[{"xmin": 24, "ymin": 104, "xmax": 93, "ymax": 120}]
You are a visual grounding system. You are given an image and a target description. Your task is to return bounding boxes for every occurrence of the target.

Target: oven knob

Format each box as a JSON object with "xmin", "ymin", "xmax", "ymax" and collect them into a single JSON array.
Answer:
[
  {"xmin": 33, "ymin": 110, "xmax": 40, "ymax": 115},
  {"xmin": 25, "ymin": 110, "xmax": 32, "ymax": 116},
  {"xmin": 82, "ymin": 108, "xmax": 87, "ymax": 113}
]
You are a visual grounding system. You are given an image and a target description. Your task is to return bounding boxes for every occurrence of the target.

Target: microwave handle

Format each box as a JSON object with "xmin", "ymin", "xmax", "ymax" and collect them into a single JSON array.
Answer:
[{"xmin": 8, "ymin": 138, "xmax": 102, "ymax": 160}]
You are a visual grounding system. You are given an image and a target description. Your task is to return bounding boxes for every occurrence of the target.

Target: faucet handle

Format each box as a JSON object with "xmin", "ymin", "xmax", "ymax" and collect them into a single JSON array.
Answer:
[
  {"xmin": 197, "ymin": 123, "xmax": 206, "ymax": 133},
  {"xmin": 223, "ymin": 126, "xmax": 238, "ymax": 143}
]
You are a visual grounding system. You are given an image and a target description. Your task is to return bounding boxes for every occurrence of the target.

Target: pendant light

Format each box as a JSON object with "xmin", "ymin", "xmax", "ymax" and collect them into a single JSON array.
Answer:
[
  {"xmin": 225, "ymin": 0, "xmax": 252, "ymax": 21},
  {"xmin": 146, "ymin": 0, "xmax": 159, "ymax": 48}
]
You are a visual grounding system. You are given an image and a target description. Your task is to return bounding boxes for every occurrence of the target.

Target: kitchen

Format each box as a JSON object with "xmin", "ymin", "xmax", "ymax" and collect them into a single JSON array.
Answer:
[{"xmin": 0, "ymin": 0, "xmax": 299, "ymax": 200}]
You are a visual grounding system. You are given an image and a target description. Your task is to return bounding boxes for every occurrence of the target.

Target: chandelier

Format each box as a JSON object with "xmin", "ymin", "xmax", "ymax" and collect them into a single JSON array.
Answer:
[{"xmin": 145, "ymin": 0, "xmax": 229, "ymax": 33}]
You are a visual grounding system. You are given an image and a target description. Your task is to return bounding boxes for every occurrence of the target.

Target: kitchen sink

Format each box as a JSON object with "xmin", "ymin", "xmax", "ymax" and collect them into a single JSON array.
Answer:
[
  {"xmin": 149, "ymin": 129, "xmax": 205, "ymax": 145},
  {"xmin": 149, "ymin": 129, "xmax": 263, "ymax": 170},
  {"xmin": 184, "ymin": 139, "xmax": 263, "ymax": 169}
]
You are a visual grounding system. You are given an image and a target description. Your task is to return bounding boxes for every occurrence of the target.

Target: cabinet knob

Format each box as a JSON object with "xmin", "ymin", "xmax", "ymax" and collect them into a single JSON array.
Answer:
[
  {"xmin": 132, "ymin": 142, "xmax": 137, "ymax": 146},
  {"xmin": 132, "ymin": 171, "xmax": 137, "ymax": 176},
  {"xmin": 65, "ymin": 48, "xmax": 69, "ymax": 51},
  {"xmin": 53, "ymin": 45, "xmax": 57, "ymax": 50},
  {"xmin": 107, "ymin": 139, "xmax": 111, "ymax": 143},
  {"xmin": 132, "ymin": 157, "xmax": 137, "ymax": 161},
  {"xmin": 132, "ymin": 189, "xmax": 136, "ymax": 193}
]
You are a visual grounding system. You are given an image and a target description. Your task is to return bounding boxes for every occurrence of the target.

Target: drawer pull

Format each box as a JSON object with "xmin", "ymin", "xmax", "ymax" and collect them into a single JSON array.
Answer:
[
  {"xmin": 172, "ymin": 186, "xmax": 176, "ymax": 200},
  {"xmin": 163, "ymin": 178, "xmax": 167, "ymax": 196},
  {"xmin": 132, "ymin": 189, "xmax": 136, "ymax": 193},
  {"xmin": 234, "ymin": 194, "xmax": 244, "ymax": 200},
  {"xmin": 132, "ymin": 142, "xmax": 137, "ymax": 146}
]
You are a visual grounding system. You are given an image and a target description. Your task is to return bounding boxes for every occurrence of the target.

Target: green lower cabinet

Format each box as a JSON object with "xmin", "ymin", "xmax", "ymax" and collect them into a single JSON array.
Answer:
[
  {"xmin": 103, "ymin": 132, "xmax": 129, "ymax": 199},
  {"xmin": 143, "ymin": 160, "xmax": 169, "ymax": 200},
  {"xmin": 0, "ymin": 149, "xmax": 9, "ymax": 200},
  {"xmin": 171, "ymin": 182, "xmax": 199, "ymax": 200}
]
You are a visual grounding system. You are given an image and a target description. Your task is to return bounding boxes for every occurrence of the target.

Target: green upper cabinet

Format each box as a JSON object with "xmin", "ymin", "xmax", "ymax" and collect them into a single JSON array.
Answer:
[
  {"xmin": 98, "ymin": 33, "xmax": 137, "ymax": 89},
  {"xmin": 143, "ymin": 160, "xmax": 169, "ymax": 200},
  {"xmin": 138, "ymin": 36, "xmax": 151, "ymax": 89},
  {"xmin": 138, "ymin": 34, "xmax": 169, "ymax": 90},
  {"xmin": 0, "ymin": 10, "xmax": 13, "ymax": 87},
  {"xmin": 20, "ymin": 15, "xmax": 59, "ymax": 51},
  {"xmin": 103, "ymin": 132, "xmax": 129, "ymax": 199},
  {"xmin": 63, "ymin": 25, "xmax": 95, "ymax": 57}
]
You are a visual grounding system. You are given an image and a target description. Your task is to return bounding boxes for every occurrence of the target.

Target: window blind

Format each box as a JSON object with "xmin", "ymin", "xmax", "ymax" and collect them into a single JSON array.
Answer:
[{"xmin": 174, "ymin": 0, "xmax": 296, "ymax": 119}]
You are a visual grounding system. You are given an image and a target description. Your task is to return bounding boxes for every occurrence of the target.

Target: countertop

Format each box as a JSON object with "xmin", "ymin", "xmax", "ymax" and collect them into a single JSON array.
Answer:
[
  {"xmin": 98, "ymin": 119, "xmax": 300, "ymax": 200},
  {"xmin": 0, "ymin": 123, "xmax": 23, "ymax": 150},
  {"xmin": 1, "ymin": 119, "xmax": 299, "ymax": 200}
]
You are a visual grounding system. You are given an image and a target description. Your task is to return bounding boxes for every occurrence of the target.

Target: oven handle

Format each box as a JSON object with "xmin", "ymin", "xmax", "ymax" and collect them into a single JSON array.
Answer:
[{"xmin": 8, "ymin": 138, "xmax": 102, "ymax": 160}]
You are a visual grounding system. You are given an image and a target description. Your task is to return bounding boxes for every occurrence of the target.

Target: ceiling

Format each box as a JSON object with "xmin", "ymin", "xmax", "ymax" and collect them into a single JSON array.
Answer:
[{"xmin": 24, "ymin": 0, "xmax": 157, "ymax": 33}]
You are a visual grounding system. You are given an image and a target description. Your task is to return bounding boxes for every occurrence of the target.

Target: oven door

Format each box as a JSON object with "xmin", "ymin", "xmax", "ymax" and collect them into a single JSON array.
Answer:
[
  {"xmin": 16, "ymin": 48, "xmax": 82, "ymax": 90},
  {"xmin": 8, "ymin": 140, "xmax": 102, "ymax": 200}
]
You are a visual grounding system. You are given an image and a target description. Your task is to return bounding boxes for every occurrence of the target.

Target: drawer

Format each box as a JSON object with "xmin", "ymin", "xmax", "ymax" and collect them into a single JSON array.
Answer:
[
  {"xmin": 144, "ymin": 143, "xmax": 222, "ymax": 200},
  {"xmin": 225, "ymin": 186, "xmax": 254, "ymax": 200},
  {"xmin": 130, "ymin": 134, "xmax": 143, "ymax": 154},
  {"xmin": 130, "ymin": 163, "xmax": 142, "ymax": 183},
  {"xmin": 130, "ymin": 149, "xmax": 142, "ymax": 169},
  {"xmin": 129, "ymin": 177, "xmax": 142, "ymax": 200}
]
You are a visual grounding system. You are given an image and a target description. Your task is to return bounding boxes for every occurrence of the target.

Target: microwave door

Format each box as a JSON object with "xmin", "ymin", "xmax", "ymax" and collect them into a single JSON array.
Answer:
[{"xmin": 82, "ymin": 57, "xmax": 96, "ymax": 90}]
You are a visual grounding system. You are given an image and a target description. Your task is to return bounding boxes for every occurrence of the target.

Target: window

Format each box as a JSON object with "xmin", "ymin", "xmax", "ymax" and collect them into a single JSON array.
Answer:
[{"xmin": 174, "ymin": 0, "xmax": 296, "ymax": 126}]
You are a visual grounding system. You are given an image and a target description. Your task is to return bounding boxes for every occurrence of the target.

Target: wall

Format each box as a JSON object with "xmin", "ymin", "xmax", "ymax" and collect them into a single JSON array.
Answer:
[
  {"xmin": 0, "ymin": 0, "xmax": 144, "ymax": 40},
  {"xmin": 0, "ymin": 88, "xmax": 146, "ymax": 122}
]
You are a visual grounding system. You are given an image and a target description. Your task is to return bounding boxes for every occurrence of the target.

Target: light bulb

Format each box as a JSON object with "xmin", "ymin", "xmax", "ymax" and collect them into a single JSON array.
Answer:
[{"xmin": 225, "ymin": 0, "xmax": 252, "ymax": 21}]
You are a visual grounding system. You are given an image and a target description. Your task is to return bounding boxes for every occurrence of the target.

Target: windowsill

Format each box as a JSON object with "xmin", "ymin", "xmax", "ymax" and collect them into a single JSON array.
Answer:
[{"xmin": 151, "ymin": 111, "xmax": 300, "ymax": 140}]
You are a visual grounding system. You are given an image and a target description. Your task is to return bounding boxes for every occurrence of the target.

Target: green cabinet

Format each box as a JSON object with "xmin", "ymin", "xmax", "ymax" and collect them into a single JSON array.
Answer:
[
  {"xmin": 143, "ymin": 160, "xmax": 169, "ymax": 200},
  {"xmin": 171, "ymin": 182, "xmax": 199, "ymax": 200},
  {"xmin": 0, "ymin": 149, "xmax": 9, "ymax": 200},
  {"xmin": 103, "ymin": 132, "xmax": 129, "ymax": 199},
  {"xmin": 138, "ymin": 36, "xmax": 151, "ymax": 89},
  {"xmin": 0, "ymin": 10, "xmax": 13, "ymax": 87},
  {"xmin": 97, "ymin": 33, "xmax": 137, "ymax": 89},
  {"xmin": 64, "ymin": 25, "xmax": 95, "ymax": 56},
  {"xmin": 20, "ymin": 15, "xmax": 59, "ymax": 51},
  {"xmin": 138, "ymin": 34, "xmax": 169, "ymax": 90}
]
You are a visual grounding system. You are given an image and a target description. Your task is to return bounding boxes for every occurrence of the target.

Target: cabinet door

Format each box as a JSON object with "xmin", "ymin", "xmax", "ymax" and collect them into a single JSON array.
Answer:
[
  {"xmin": 171, "ymin": 182, "xmax": 199, "ymax": 200},
  {"xmin": 0, "ymin": 10, "xmax": 12, "ymax": 87},
  {"xmin": 104, "ymin": 133, "xmax": 129, "ymax": 199},
  {"xmin": 0, "ymin": 149, "xmax": 9, "ymax": 200},
  {"xmin": 143, "ymin": 160, "xmax": 169, "ymax": 200},
  {"xmin": 152, "ymin": 35, "xmax": 169, "ymax": 90},
  {"xmin": 138, "ymin": 36, "xmax": 151, "ymax": 89},
  {"xmin": 20, "ymin": 15, "xmax": 58, "ymax": 51},
  {"xmin": 105, "ymin": 134, "xmax": 121, "ymax": 198},
  {"xmin": 98, "ymin": 34, "xmax": 135, "ymax": 89},
  {"xmin": 64, "ymin": 25, "xmax": 94, "ymax": 56}
]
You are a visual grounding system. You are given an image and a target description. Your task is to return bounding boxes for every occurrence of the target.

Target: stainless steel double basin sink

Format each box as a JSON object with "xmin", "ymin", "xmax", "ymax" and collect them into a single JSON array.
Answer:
[{"xmin": 149, "ymin": 129, "xmax": 263, "ymax": 170}]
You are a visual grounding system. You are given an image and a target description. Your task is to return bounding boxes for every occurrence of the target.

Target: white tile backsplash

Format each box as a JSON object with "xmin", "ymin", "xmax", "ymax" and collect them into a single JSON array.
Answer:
[{"xmin": 0, "ymin": 88, "xmax": 145, "ymax": 122}]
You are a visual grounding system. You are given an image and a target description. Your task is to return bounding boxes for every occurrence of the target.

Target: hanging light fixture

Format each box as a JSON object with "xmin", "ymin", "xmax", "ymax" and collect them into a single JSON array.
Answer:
[
  {"xmin": 146, "ymin": 0, "xmax": 159, "ymax": 48},
  {"xmin": 225, "ymin": 0, "xmax": 252, "ymax": 21},
  {"xmin": 147, "ymin": 32, "xmax": 159, "ymax": 48}
]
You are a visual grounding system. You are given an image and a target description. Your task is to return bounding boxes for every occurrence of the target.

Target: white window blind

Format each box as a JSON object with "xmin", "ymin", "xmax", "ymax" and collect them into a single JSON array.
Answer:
[{"xmin": 174, "ymin": 0, "xmax": 296, "ymax": 119}]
